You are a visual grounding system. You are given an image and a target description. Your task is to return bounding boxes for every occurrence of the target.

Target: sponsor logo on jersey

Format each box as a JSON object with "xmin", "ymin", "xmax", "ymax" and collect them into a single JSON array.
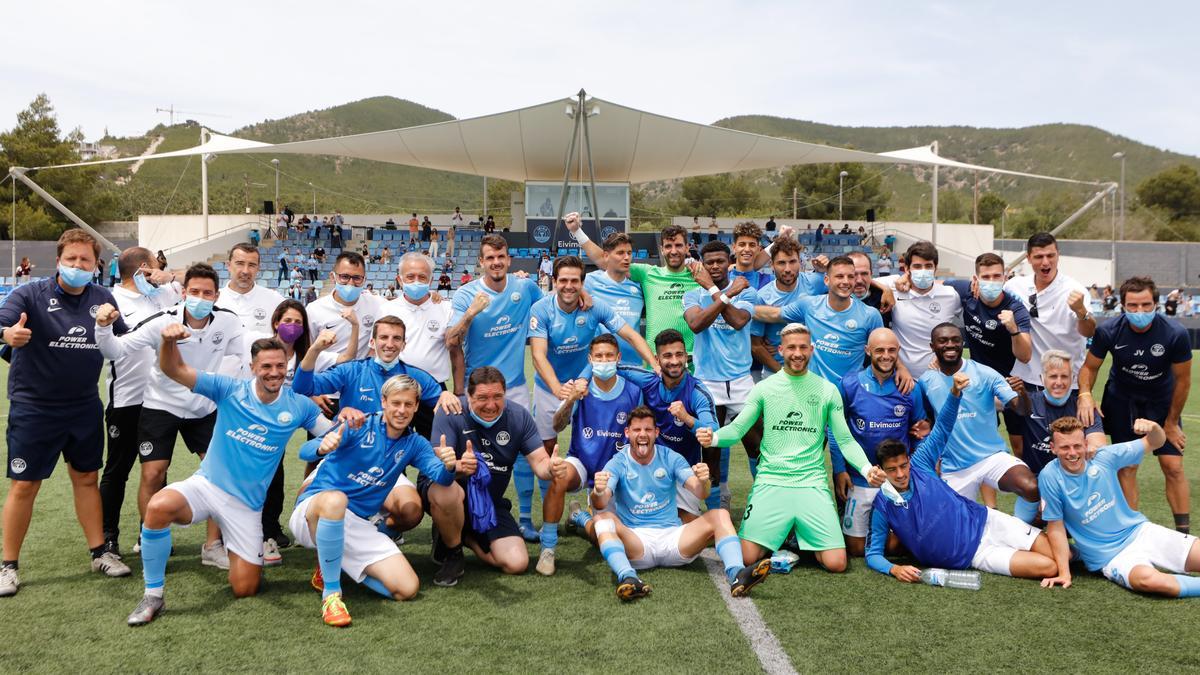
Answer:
[
  {"xmin": 582, "ymin": 427, "xmax": 594, "ymax": 439},
  {"xmin": 368, "ymin": 466, "xmax": 385, "ymax": 477},
  {"xmin": 855, "ymin": 418, "xmax": 866, "ymax": 430},
  {"xmin": 67, "ymin": 325, "xmax": 87, "ymax": 337},
  {"xmin": 248, "ymin": 424, "xmax": 269, "ymax": 434},
  {"xmin": 47, "ymin": 298, "xmax": 61, "ymax": 312},
  {"xmin": 529, "ymin": 316, "xmax": 539, "ymax": 330},
  {"xmin": 495, "ymin": 431, "xmax": 510, "ymax": 446},
  {"xmin": 10, "ymin": 458, "xmax": 26, "ymax": 474}
]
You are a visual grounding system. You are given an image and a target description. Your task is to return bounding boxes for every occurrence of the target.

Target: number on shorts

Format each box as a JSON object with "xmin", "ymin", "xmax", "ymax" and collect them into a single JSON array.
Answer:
[{"xmin": 743, "ymin": 503, "xmax": 753, "ymax": 520}]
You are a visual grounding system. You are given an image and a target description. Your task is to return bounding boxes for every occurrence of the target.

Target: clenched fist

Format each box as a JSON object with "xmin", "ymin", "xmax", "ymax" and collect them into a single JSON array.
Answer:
[
  {"xmin": 592, "ymin": 470, "xmax": 611, "ymax": 495},
  {"xmin": 95, "ymin": 303, "xmax": 120, "ymax": 328},
  {"xmin": 998, "ymin": 309, "xmax": 1017, "ymax": 333},
  {"xmin": 161, "ymin": 323, "xmax": 191, "ymax": 342},
  {"xmin": 695, "ymin": 427, "xmax": 714, "ymax": 447},
  {"xmin": 951, "ymin": 371, "xmax": 971, "ymax": 396},
  {"xmin": 311, "ymin": 329, "xmax": 337, "ymax": 352},
  {"xmin": 691, "ymin": 462, "xmax": 710, "ymax": 484}
]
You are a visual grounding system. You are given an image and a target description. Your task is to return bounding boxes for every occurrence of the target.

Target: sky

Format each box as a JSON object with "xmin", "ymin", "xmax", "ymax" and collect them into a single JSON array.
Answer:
[{"xmin": 3, "ymin": 1, "xmax": 1198, "ymax": 158}]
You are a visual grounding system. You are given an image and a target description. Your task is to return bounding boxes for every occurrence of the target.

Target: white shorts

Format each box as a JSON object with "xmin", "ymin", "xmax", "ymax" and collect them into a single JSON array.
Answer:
[
  {"xmin": 1101, "ymin": 522, "xmax": 1198, "ymax": 590},
  {"xmin": 629, "ymin": 525, "xmax": 698, "ymax": 570},
  {"xmin": 841, "ymin": 485, "xmax": 879, "ymax": 537},
  {"xmin": 676, "ymin": 483, "xmax": 702, "ymax": 516},
  {"xmin": 505, "ymin": 383, "xmax": 531, "ymax": 412},
  {"xmin": 289, "ymin": 495, "xmax": 402, "ymax": 583},
  {"xmin": 969, "ymin": 508, "xmax": 1040, "ymax": 576},
  {"xmin": 167, "ymin": 473, "xmax": 264, "ymax": 566},
  {"xmin": 942, "ymin": 453, "xmax": 1026, "ymax": 500},
  {"xmin": 700, "ymin": 375, "xmax": 754, "ymax": 415},
  {"xmin": 532, "ymin": 385, "xmax": 565, "ymax": 441}
]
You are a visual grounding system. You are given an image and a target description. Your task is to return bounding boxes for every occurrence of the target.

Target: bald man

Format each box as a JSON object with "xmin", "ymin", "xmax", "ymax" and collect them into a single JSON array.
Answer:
[{"xmin": 832, "ymin": 328, "xmax": 931, "ymax": 556}]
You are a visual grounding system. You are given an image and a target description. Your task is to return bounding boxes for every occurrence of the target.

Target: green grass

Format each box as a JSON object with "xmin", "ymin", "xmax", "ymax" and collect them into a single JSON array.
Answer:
[{"xmin": 2, "ymin": 355, "xmax": 1200, "ymax": 673}]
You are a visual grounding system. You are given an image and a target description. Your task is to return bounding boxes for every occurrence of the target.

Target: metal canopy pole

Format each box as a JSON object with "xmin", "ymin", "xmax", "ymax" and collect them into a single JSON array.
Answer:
[
  {"xmin": 1004, "ymin": 183, "xmax": 1117, "ymax": 273},
  {"xmin": 551, "ymin": 93, "xmax": 583, "ymax": 256},
  {"xmin": 8, "ymin": 167, "xmax": 121, "ymax": 254}
]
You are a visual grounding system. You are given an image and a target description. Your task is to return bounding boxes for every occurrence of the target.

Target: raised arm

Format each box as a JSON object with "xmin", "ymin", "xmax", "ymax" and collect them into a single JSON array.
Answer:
[
  {"xmin": 615, "ymin": 324, "xmax": 658, "ymax": 371},
  {"xmin": 910, "ymin": 376, "xmax": 965, "ymax": 473},
  {"xmin": 158, "ymin": 323, "xmax": 198, "ymax": 391},
  {"xmin": 337, "ymin": 308, "xmax": 359, "ymax": 364},
  {"xmin": 446, "ymin": 289, "xmax": 490, "ymax": 347},
  {"xmin": 1067, "ymin": 289, "xmax": 1096, "ymax": 338},
  {"xmin": 94, "ymin": 304, "xmax": 161, "ymax": 360},
  {"xmin": 700, "ymin": 387, "xmax": 764, "ymax": 448},
  {"xmin": 563, "ymin": 212, "xmax": 607, "ymax": 269}
]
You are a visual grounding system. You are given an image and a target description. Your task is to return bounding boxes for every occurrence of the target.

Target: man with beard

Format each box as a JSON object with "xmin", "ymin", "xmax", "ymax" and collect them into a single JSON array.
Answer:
[
  {"xmin": 125, "ymin": 334, "xmax": 332, "ymax": 625},
  {"xmin": 684, "ymin": 241, "xmax": 761, "ymax": 511},
  {"xmin": 753, "ymin": 236, "xmax": 828, "ymax": 377},
  {"xmin": 919, "ymin": 323, "xmax": 1040, "ymax": 521},
  {"xmin": 834, "ymin": 328, "xmax": 929, "ymax": 556},
  {"xmin": 697, "ymin": 324, "xmax": 895, "ymax": 573},
  {"xmin": 846, "ymin": 251, "xmax": 889, "ymax": 328}
]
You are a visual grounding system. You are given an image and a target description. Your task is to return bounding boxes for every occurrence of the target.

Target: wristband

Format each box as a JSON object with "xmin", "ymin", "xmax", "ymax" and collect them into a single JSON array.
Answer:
[
  {"xmin": 571, "ymin": 228, "xmax": 591, "ymax": 245},
  {"xmin": 719, "ymin": 293, "xmax": 731, "ymax": 305},
  {"xmin": 707, "ymin": 286, "xmax": 720, "ymax": 297}
]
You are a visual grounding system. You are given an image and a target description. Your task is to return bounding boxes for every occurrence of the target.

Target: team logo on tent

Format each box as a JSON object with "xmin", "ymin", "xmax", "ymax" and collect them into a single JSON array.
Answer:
[
  {"xmin": 532, "ymin": 224, "xmax": 552, "ymax": 243},
  {"xmin": 601, "ymin": 225, "xmax": 617, "ymax": 239}
]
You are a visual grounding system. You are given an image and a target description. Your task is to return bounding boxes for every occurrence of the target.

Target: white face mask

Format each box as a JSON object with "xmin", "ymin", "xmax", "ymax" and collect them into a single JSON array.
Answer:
[{"xmin": 910, "ymin": 269, "xmax": 935, "ymax": 290}]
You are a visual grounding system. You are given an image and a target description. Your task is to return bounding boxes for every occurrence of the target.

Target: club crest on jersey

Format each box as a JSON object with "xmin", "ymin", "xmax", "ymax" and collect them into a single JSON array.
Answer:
[
  {"xmin": 393, "ymin": 449, "xmax": 405, "ymax": 463},
  {"xmin": 427, "ymin": 320, "xmax": 440, "ymax": 332},
  {"xmin": 277, "ymin": 412, "xmax": 293, "ymax": 425},
  {"xmin": 985, "ymin": 319, "xmax": 998, "ymax": 330},
  {"xmin": 894, "ymin": 405, "xmax": 906, "ymax": 417},
  {"xmin": 929, "ymin": 302, "xmax": 941, "ymax": 313},
  {"xmin": 654, "ymin": 468, "xmax": 667, "ymax": 479},
  {"xmin": 510, "ymin": 292, "xmax": 521, "ymax": 303},
  {"xmin": 495, "ymin": 431, "xmax": 511, "ymax": 446},
  {"xmin": 529, "ymin": 316, "xmax": 539, "ymax": 330},
  {"xmin": 806, "ymin": 394, "xmax": 820, "ymax": 408},
  {"xmin": 575, "ymin": 316, "xmax": 587, "ymax": 326},
  {"xmin": 616, "ymin": 412, "xmax": 627, "ymax": 425},
  {"xmin": 108, "ymin": 425, "xmax": 120, "ymax": 438},
  {"xmin": 211, "ymin": 331, "xmax": 225, "ymax": 346},
  {"xmin": 362, "ymin": 315, "xmax": 375, "ymax": 328},
  {"xmin": 1151, "ymin": 343, "xmax": 1165, "ymax": 357},
  {"xmin": 845, "ymin": 319, "xmax": 858, "ymax": 330},
  {"xmin": 582, "ymin": 427, "xmax": 594, "ymax": 439},
  {"xmin": 254, "ymin": 308, "xmax": 267, "ymax": 320},
  {"xmin": 88, "ymin": 304, "xmax": 100, "ymax": 318},
  {"xmin": 10, "ymin": 458, "xmax": 26, "ymax": 474},
  {"xmin": 139, "ymin": 442, "xmax": 153, "ymax": 456},
  {"xmin": 1088, "ymin": 466, "xmax": 1100, "ymax": 478}
]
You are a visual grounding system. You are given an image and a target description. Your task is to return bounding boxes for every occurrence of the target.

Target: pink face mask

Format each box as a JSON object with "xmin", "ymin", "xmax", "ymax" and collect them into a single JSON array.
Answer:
[{"xmin": 277, "ymin": 322, "xmax": 305, "ymax": 344}]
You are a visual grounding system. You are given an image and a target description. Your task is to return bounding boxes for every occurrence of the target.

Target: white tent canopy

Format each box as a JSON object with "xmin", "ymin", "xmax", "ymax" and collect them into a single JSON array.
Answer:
[{"xmin": 33, "ymin": 94, "xmax": 1101, "ymax": 186}]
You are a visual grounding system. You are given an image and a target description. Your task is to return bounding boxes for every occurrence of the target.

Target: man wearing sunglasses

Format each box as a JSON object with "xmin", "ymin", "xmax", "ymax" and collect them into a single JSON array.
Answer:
[
  {"xmin": 306, "ymin": 252, "xmax": 386, "ymax": 417},
  {"xmin": 1004, "ymin": 233, "xmax": 1095, "ymax": 463}
]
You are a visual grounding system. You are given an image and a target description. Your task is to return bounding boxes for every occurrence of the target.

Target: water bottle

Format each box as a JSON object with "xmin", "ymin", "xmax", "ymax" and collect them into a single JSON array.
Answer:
[{"xmin": 919, "ymin": 568, "xmax": 982, "ymax": 590}]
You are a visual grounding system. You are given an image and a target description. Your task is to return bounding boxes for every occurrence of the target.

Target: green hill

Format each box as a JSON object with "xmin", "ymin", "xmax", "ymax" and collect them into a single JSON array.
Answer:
[{"xmin": 92, "ymin": 97, "xmax": 1200, "ymax": 239}]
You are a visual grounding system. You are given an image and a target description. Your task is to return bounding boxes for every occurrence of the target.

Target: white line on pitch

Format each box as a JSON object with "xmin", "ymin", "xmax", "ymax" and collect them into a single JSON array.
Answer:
[{"xmin": 701, "ymin": 550, "xmax": 796, "ymax": 675}]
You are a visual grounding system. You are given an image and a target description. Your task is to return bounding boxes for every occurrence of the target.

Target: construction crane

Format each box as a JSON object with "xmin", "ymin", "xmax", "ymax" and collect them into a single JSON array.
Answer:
[{"xmin": 155, "ymin": 105, "xmax": 230, "ymax": 126}]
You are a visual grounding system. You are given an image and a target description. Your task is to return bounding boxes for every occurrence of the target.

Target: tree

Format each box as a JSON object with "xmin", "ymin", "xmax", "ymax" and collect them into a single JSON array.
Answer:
[
  {"xmin": 675, "ymin": 173, "xmax": 760, "ymax": 217},
  {"xmin": 1136, "ymin": 164, "xmax": 1200, "ymax": 221},
  {"xmin": 0, "ymin": 94, "xmax": 115, "ymax": 240},
  {"xmin": 485, "ymin": 178, "xmax": 522, "ymax": 226},
  {"xmin": 977, "ymin": 192, "xmax": 1007, "ymax": 225},
  {"xmin": 937, "ymin": 190, "xmax": 965, "ymax": 222},
  {"xmin": 778, "ymin": 163, "xmax": 887, "ymax": 221}
]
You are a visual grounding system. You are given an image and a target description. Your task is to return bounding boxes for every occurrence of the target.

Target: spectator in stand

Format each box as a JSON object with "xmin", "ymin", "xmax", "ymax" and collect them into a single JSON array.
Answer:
[
  {"xmin": 876, "ymin": 254, "xmax": 893, "ymax": 276},
  {"xmin": 884, "ymin": 233, "xmax": 896, "ymax": 252},
  {"xmin": 384, "ymin": 284, "xmax": 397, "ymax": 300},
  {"xmin": 313, "ymin": 245, "xmax": 327, "ymax": 265},
  {"xmin": 406, "ymin": 239, "xmax": 417, "ymax": 253},
  {"xmin": 333, "ymin": 211, "xmax": 344, "ymax": 227},
  {"xmin": 330, "ymin": 222, "xmax": 343, "ymax": 250},
  {"xmin": 765, "ymin": 215, "xmax": 777, "ymax": 234},
  {"xmin": 840, "ymin": 223, "xmax": 852, "ymax": 234},
  {"xmin": 303, "ymin": 285, "xmax": 317, "ymax": 305},
  {"xmin": 484, "ymin": 215, "xmax": 496, "ymax": 234},
  {"xmin": 278, "ymin": 248, "xmax": 291, "ymax": 286},
  {"xmin": 451, "ymin": 206, "xmax": 464, "ymax": 227},
  {"xmin": 438, "ymin": 270, "xmax": 452, "ymax": 292},
  {"xmin": 299, "ymin": 214, "xmax": 311, "ymax": 225},
  {"xmin": 365, "ymin": 284, "xmax": 376, "ymax": 296},
  {"xmin": 408, "ymin": 213, "xmax": 420, "ymax": 242},
  {"xmin": 290, "ymin": 266, "xmax": 304, "ymax": 287},
  {"xmin": 538, "ymin": 254, "xmax": 553, "ymax": 289},
  {"xmin": 108, "ymin": 255, "xmax": 119, "ymax": 287},
  {"xmin": 824, "ymin": 225, "xmax": 835, "ymax": 235},
  {"xmin": 15, "ymin": 256, "xmax": 33, "ymax": 281},
  {"xmin": 428, "ymin": 231, "xmax": 440, "ymax": 260},
  {"xmin": 708, "ymin": 216, "xmax": 719, "ymax": 241},
  {"xmin": 1166, "ymin": 289, "xmax": 1181, "ymax": 317},
  {"xmin": 459, "ymin": 269, "xmax": 471, "ymax": 286},
  {"xmin": 290, "ymin": 282, "xmax": 304, "ymax": 301},
  {"xmin": 384, "ymin": 216, "xmax": 396, "ymax": 229},
  {"xmin": 249, "ymin": 228, "xmax": 261, "ymax": 247},
  {"xmin": 1103, "ymin": 286, "xmax": 1118, "ymax": 312},
  {"xmin": 381, "ymin": 246, "xmax": 392, "ymax": 266},
  {"xmin": 422, "ymin": 217, "xmax": 433, "ymax": 242},
  {"xmin": 306, "ymin": 253, "xmax": 319, "ymax": 283},
  {"xmin": 692, "ymin": 216, "xmax": 703, "ymax": 246},
  {"xmin": 447, "ymin": 222, "xmax": 457, "ymax": 259}
]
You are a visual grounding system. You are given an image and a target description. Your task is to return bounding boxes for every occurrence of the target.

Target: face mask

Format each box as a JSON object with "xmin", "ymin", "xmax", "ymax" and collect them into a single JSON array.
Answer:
[
  {"xmin": 402, "ymin": 281, "xmax": 430, "ymax": 301},
  {"xmin": 1126, "ymin": 310, "xmax": 1155, "ymax": 330},
  {"xmin": 373, "ymin": 355, "xmax": 400, "ymax": 372},
  {"xmin": 276, "ymin": 322, "xmax": 304, "ymax": 344},
  {"xmin": 184, "ymin": 296, "xmax": 214, "ymax": 320},
  {"xmin": 133, "ymin": 272, "xmax": 161, "ymax": 297},
  {"xmin": 1044, "ymin": 389, "xmax": 1071, "ymax": 407},
  {"xmin": 469, "ymin": 408, "xmax": 499, "ymax": 428},
  {"xmin": 592, "ymin": 361, "xmax": 618, "ymax": 380},
  {"xmin": 336, "ymin": 283, "xmax": 362, "ymax": 303},
  {"xmin": 910, "ymin": 269, "xmax": 935, "ymax": 290},
  {"xmin": 58, "ymin": 264, "xmax": 93, "ymax": 288},
  {"xmin": 978, "ymin": 280, "xmax": 1004, "ymax": 303}
]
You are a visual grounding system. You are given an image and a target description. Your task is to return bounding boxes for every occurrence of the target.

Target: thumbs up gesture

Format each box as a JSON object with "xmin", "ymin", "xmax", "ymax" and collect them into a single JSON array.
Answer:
[
  {"xmin": 435, "ymin": 434, "xmax": 457, "ymax": 470},
  {"xmin": 4, "ymin": 312, "xmax": 31, "ymax": 348},
  {"xmin": 457, "ymin": 440, "xmax": 478, "ymax": 476},
  {"xmin": 318, "ymin": 422, "xmax": 346, "ymax": 456},
  {"xmin": 95, "ymin": 303, "xmax": 120, "ymax": 328},
  {"xmin": 550, "ymin": 447, "xmax": 569, "ymax": 480}
]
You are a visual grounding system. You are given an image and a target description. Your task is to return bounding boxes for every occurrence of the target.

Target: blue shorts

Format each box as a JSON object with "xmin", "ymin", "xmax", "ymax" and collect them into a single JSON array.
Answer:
[
  {"xmin": 1102, "ymin": 391, "xmax": 1180, "ymax": 456},
  {"xmin": 7, "ymin": 400, "xmax": 104, "ymax": 480}
]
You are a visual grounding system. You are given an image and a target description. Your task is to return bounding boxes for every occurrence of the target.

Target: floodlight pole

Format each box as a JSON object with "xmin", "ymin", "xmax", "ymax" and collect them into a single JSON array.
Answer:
[
  {"xmin": 931, "ymin": 140, "xmax": 939, "ymax": 248},
  {"xmin": 578, "ymin": 90, "xmax": 602, "ymax": 240},
  {"xmin": 8, "ymin": 167, "xmax": 121, "ymax": 255},
  {"xmin": 201, "ymin": 127, "xmax": 210, "ymax": 239},
  {"xmin": 552, "ymin": 93, "xmax": 584, "ymax": 256}
]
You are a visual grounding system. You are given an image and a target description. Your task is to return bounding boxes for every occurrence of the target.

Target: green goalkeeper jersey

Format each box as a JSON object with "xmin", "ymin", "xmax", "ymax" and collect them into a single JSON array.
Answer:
[
  {"xmin": 628, "ymin": 263, "xmax": 699, "ymax": 353},
  {"xmin": 712, "ymin": 368, "xmax": 870, "ymax": 488}
]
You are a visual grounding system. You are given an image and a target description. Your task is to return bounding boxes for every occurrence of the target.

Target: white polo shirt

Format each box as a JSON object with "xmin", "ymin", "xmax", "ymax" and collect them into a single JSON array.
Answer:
[
  {"xmin": 105, "ymin": 283, "xmax": 182, "ymax": 408},
  {"xmin": 382, "ymin": 294, "xmax": 454, "ymax": 384},
  {"xmin": 1005, "ymin": 272, "xmax": 1089, "ymax": 387},
  {"xmin": 889, "ymin": 284, "xmax": 962, "ymax": 374},
  {"xmin": 219, "ymin": 283, "xmax": 286, "ymax": 342},
  {"xmin": 305, "ymin": 291, "xmax": 385, "ymax": 367}
]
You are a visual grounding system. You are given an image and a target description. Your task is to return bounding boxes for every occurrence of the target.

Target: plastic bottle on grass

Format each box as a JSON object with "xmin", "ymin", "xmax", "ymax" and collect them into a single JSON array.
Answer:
[{"xmin": 919, "ymin": 568, "xmax": 981, "ymax": 590}]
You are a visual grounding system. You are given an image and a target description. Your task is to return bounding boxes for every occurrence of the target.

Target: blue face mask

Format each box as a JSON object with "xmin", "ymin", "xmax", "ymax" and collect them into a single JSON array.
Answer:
[
  {"xmin": 373, "ymin": 355, "xmax": 400, "ymax": 372},
  {"xmin": 978, "ymin": 280, "xmax": 1004, "ymax": 303},
  {"xmin": 133, "ymin": 272, "xmax": 160, "ymax": 297},
  {"xmin": 184, "ymin": 296, "xmax": 214, "ymax": 320},
  {"xmin": 58, "ymin": 264, "xmax": 93, "ymax": 288},
  {"xmin": 1044, "ymin": 388, "xmax": 1071, "ymax": 406},
  {"xmin": 469, "ymin": 408, "xmax": 499, "ymax": 428},
  {"xmin": 402, "ymin": 281, "xmax": 430, "ymax": 301},
  {"xmin": 1126, "ymin": 310, "xmax": 1155, "ymax": 330},
  {"xmin": 910, "ymin": 269, "xmax": 935, "ymax": 290},
  {"xmin": 592, "ymin": 360, "xmax": 618, "ymax": 380},
  {"xmin": 336, "ymin": 283, "xmax": 362, "ymax": 303}
]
